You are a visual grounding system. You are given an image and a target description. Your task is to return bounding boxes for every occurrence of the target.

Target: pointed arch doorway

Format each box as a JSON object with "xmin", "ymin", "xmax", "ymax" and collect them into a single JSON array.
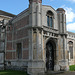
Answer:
[{"xmin": 46, "ymin": 39, "xmax": 56, "ymax": 71}]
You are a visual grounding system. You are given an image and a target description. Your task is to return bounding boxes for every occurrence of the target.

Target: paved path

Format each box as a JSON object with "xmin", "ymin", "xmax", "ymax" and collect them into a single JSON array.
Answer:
[
  {"xmin": 55, "ymin": 71, "xmax": 75, "ymax": 75},
  {"xmin": 38, "ymin": 71, "xmax": 75, "ymax": 75}
]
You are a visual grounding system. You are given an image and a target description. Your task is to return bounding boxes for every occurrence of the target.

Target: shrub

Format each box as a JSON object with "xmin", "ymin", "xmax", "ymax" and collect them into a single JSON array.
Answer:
[{"xmin": 69, "ymin": 65, "xmax": 75, "ymax": 71}]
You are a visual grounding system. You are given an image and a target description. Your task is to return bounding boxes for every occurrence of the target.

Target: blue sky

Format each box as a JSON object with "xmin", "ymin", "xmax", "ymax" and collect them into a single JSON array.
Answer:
[{"xmin": 0, "ymin": 0, "xmax": 75, "ymax": 32}]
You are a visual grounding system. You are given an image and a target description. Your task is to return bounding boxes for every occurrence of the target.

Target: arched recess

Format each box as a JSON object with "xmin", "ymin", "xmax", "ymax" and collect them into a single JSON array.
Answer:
[
  {"xmin": 45, "ymin": 38, "xmax": 56, "ymax": 71},
  {"xmin": 68, "ymin": 41, "xmax": 73, "ymax": 59}
]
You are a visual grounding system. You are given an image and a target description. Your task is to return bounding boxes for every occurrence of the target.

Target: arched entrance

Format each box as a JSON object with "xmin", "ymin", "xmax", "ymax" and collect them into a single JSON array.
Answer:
[{"xmin": 46, "ymin": 40, "xmax": 56, "ymax": 71}]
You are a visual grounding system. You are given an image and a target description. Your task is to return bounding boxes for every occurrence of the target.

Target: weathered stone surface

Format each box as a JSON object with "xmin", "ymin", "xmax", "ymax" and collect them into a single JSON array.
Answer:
[
  {"xmin": 54, "ymin": 64, "xmax": 60, "ymax": 71},
  {"xmin": 0, "ymin": 0, "xmax": 75, "ymax": 74}
]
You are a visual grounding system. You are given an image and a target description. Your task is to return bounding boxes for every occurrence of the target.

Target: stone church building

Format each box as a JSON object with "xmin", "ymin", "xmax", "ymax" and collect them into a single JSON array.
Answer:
[{"xmin": 0, "ymin": 0, "xmax": 75, "ymax": 74}]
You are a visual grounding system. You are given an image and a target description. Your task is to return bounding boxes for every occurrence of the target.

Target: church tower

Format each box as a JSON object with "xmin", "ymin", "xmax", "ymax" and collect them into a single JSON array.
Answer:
[{"xmin": 28, "ymin": 0, "xmax": 44, "ymax": 74}]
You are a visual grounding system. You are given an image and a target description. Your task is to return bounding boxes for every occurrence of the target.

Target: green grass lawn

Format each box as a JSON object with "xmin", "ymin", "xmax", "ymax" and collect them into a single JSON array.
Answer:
[{"xmin": 0, "ymin": 70, "xmax": 28, "ymax": 75}]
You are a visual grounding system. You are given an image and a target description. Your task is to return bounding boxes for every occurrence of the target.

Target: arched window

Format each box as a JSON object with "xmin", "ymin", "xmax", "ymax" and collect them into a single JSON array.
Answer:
[
  {"xmin": 68, "ymin": 41, "xmax": 73, "ymax": 59},
  {"xmin": 47, "ymin": 11, "xmax": 54, "ymax": 28}
]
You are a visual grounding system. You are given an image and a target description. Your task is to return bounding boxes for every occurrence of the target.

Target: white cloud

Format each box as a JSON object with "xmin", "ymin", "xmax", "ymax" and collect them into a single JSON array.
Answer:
[
  {"xmin": 68, "ymin": 0, "xmax": 75, "ymax": 2},
  {"xmin": 62, "ymin": 6, "xmax": 75, "ymax": 23},
  {"xmin": 67, "ymin": 23, "xmax": 75, "ymax": 31},
  {"xmin": 66, "ymin": 7, "xmax": 75, "ymax": 23},
  {"xmin": 61, "ymin": 6, "xmax": 75, "ymax": 31}
]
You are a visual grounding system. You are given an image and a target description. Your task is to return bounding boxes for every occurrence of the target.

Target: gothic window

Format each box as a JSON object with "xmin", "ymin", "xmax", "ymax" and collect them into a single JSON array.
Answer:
[
  {"xmin": 16, "ymin": 43, "xmax": 22, "ymax": 59},
  {"xmin": 47, "ymin": 11, "xmax": 54, "ymax": 28},
  {"xmin": 69, "ymin": 41, "xmax": 73, "ymax": 59}
]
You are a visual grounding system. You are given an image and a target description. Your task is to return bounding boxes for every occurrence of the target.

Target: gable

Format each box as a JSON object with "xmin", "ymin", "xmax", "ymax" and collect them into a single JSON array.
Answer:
[{"xmin": 42, "ymin": 5, "xmax": 58, "ymax": 30}]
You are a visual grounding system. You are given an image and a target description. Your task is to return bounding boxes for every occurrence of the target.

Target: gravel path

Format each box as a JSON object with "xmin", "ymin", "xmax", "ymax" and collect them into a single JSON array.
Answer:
[{"xmin": 55, "ymin": 71, "xmax": 75, "ymax": 75}]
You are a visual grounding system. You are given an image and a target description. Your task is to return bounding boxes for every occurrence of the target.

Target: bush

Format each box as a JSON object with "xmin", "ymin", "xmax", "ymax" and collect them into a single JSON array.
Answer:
[{"xmin": 69, "ymin": 65, "xmax": 75, "ymax": 71}]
